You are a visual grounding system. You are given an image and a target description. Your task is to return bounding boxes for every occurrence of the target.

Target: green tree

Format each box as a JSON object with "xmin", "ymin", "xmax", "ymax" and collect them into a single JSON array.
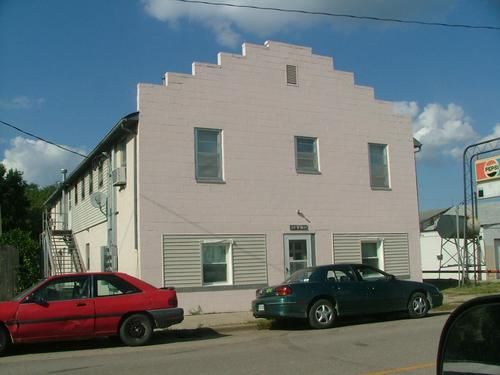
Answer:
[
  {"xmin": 0, "ymin": 229, "xmax": 41, "ymax": 291},
  {"xmin": 0, "ymin": 164, "xmax": 30, "ymax": 233},
  {"xmin": 26, "ymin": 183, "xmax": 57, "ymax": 236},
  {"xmin": 0, "ymin": 163, "xmax": 56, "ymax": 290}
]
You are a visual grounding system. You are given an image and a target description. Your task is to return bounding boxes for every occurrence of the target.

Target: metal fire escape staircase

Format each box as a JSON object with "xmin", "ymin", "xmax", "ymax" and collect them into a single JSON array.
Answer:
[{"xmin": 42, "ymin": 212, "xmax": 86, "ymax": 275}]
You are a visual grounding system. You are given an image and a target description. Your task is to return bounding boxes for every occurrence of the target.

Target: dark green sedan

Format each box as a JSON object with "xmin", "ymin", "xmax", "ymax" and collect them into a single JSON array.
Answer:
[{"xmin": 252, "ymin": 264, "xmax": 443, "ymax": 329}]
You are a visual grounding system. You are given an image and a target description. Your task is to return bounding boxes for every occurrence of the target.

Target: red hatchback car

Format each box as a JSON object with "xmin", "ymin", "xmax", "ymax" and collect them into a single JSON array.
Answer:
[{"xmin": 0, "ymin": 272, "xmax": 184, "ymax": 354}]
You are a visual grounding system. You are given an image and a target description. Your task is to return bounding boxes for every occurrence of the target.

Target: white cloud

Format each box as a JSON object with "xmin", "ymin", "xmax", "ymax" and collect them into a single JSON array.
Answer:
[
  {"xmin": 2, "ymin": 137, "xmax": 86, "ymax": 187},
  {"xmin": 0, "ymin": 96, "xmax": 45, "ymax": 110},
  {"xmin": 394, "ymin": 101, "xmax": 479, "ymax": 162},
  {"xmin": 481, "ymin": 123, "xmax": 500, "ymax": 142},
  {"xmin": 142, "ymin": 0, "xmax": 455, "ymax": 47}
]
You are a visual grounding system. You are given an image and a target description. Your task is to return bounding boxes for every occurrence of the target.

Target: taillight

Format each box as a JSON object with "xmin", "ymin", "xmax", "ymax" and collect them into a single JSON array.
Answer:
[
  {"xmin": 168, "ymin": 294, "xmax": 178, "ymax": 307},
  {"xmin": 275, "ymin": 285, "xmax": 292, "ymax": 296}
]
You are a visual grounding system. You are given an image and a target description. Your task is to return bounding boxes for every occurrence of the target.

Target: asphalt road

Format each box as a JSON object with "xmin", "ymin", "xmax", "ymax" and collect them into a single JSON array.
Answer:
[{"xmin": 0, "ymin": 312, "xmax": 449, "ymax": 375}]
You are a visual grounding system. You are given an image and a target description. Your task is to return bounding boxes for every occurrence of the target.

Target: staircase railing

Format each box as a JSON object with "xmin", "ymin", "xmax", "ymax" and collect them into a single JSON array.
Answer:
[{"xmin": 42, "ymin": 210, "xmax": 86, "ymax": 275}]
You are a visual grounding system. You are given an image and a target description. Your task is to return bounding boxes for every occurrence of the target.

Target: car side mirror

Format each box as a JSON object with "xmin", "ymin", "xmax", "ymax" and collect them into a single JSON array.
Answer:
[{"xmin": 437, "ymin": 294, "xmax": 500, "ymax": 374}]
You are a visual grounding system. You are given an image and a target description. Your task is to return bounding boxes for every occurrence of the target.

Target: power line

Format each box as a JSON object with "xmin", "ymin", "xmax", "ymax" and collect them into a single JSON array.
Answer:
[
  {"xmin": 0, "ymin": 119, "xmax": 88, "ymax": 158},
  {"xmin": 172, "ymin": 0, "xmax": 500, "ymax": 31}
]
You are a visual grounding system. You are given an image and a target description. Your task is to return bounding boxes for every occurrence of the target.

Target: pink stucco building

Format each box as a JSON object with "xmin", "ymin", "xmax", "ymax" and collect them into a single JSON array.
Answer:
[{"xmin": 45, "ymin": 41, "xmax": 421, "ymax": 313}]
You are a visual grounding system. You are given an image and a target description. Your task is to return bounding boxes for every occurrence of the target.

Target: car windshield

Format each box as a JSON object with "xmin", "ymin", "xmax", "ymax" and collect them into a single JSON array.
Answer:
[
  {"xmin": 11, "ymin": 279, "xmax": 46, "ymax": 301},
  {"xmin": 285, "ymin": 269, "xmax": 316, "ymax": 283}
]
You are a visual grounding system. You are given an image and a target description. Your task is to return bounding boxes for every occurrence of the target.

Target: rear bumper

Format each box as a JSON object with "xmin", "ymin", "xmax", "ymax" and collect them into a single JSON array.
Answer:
[
  {"xmin": 252, "ymin": 298, "xmax": 307, "ymax": 319},
  {"xmin": 148, "ymin": 308, "xmax": 184, "ymax": 329}
]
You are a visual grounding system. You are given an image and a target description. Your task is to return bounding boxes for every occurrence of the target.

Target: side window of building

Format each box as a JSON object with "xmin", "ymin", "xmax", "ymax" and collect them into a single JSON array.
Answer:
[
  {"xmin": 368, "ymin": 143, "xmax": 390, "ymax": 189},
  {"xmin": 195, "ymin": 128, "xmax": 223, "ymax": 182},
  {"xmin": 98, "ymin": 161, "xmax": 104, "ymax": 188},
  {"xmin": 74, "ymin": 183, "xmax": 78, "ymax": 205},
  {"xmin": 202, "ymin": 242, "xmax": 232, "ymax": 285},
  {"xmin": 361, "ymin": 241, "xmax": 384, "ymax": 270},
  {"xmin": 81, "ymin": 177, "xmax": 85, "ymax": 200},
  {"xmin": 94, "ymin": 275, "xmax": 140, "ymax": 297},
  {"xmin": 295, "ymin": 136, "xmax": 319, "ymax": 173},
  {"xmin": 89, "ymin": 170, "xmax": 94, "ymax": 195}
]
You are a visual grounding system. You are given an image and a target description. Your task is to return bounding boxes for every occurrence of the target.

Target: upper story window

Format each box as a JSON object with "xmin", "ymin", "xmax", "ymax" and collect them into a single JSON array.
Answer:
[
  {"xmin": 116, "ymin": 141, "xmax": 127, "ymax": 168},
  {"xmin": 295, "ymin": 136, "xmax": 319, "ymax": 173},
  {"xmin": 368, "ymin": 143, "xmax": 390, "ymax": 189},
  {"xmin": 81, "ymin": 177, "xmax": 85, "ymax": 200},
  {"xmin": 98, "ymin": 161, "xmax": 104, "ymax": 188},
  {"xmin": 89, "ymin": 170, "xmax": 94, "ymax": 195},
  {"xmin": 195, "ymin": 128, "xmax": 223, "ymax": 182},
  {"xmin": 286, "ymin": 64, "xmax": 298, "ymax": 85},
  {"xmin": 74, "ymin": 183, "xmax": 78, "ymax": 205}
]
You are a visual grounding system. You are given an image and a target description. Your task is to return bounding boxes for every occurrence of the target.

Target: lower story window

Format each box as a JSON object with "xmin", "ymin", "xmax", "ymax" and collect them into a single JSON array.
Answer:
[
  {"xmin": 202, "ymin": 242, "xmax": 232, "ymax": 285},
  {"xmin": 361, "ymin": 241, "xmax": 384, "ymax": 270}
]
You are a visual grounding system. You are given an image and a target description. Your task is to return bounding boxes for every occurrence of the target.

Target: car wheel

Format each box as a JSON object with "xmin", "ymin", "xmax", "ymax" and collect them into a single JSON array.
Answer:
[
  {"xmin": 0, "ymin": 326, "xmax": 9, "ymax": 355},
  {"xmin": 408, "ymin": 292, "xmax": 429, "ymax": 318},
  {"xmin": 308, "ymin": 299, "xmax": 335, "ymax": 329},
  {"xmin": 119, "ymin": 314, "xmax": 153, "ymax": 346}
]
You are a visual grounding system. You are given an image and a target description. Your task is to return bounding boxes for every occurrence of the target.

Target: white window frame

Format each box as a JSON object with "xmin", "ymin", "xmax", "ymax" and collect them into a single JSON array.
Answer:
[
  {"xmin": 368, "ymin": 143, "xmax": 391, "ymax": 189},
  {"xmin": 361, "ymin": 239, "xmax": 385, "ymax": 271},
  {"xmin": 295, "ymin": 136, "xmax": 320, "ymax": 173},
  {"xmin": 201, "ymin": 239, "xmax": 233, "ymax": 286},
  {"xmin": 195, "ymin": 128, "xmax": 224, "ymax": 183}
]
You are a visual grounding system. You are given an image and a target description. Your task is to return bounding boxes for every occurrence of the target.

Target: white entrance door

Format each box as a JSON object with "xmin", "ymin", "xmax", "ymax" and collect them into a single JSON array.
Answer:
[{"xmin": 284, "ymin": 234, "xmax": 313, "ymax": 278}]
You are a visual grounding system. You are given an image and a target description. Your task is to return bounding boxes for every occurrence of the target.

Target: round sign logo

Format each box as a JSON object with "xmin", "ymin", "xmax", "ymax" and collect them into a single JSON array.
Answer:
[{"xmin": 484, "ymin": 159, "xmax": 499, "ymax": 178}]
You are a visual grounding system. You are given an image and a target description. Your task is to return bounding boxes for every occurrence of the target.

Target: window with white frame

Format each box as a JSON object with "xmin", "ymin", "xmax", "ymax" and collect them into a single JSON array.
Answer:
[
  {"xmin": 201, "ymin": 241, "xmax": 232, "ymax": 285},
  {"xmin": 81, "ymin": 176, "xmax": 85, "ymax": 200},
  {"xmin": 368, "ymin": 143, "xmax": 390, "ymax": 189},
  {"xmin": 89, "ymin": 170, "xmax": 93, "ymax": 195},
  {"xmin": 361, "ymin": 241, "xmax": 384, "ymax": 270},
  {"xmin": 195, "ymin": 128, "xmax": 223, "ymax": 182},
  {"xmin": 295, "ymin": 136, "xmax": 319, "ymax": 173}
]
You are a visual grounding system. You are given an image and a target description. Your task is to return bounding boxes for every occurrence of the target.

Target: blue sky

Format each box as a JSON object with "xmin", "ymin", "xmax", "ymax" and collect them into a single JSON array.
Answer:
[{"xmin": 1, "ymin": 0, "xmax": 499, "ymax": 210}]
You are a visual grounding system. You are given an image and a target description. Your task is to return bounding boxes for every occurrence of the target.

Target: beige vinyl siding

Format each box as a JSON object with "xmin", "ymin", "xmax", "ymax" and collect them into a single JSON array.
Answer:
[
  {"xmin": 333, "ymin": 233, "xmax": 410, "ymax": 277},
  {"xmin": 163, "ymin": 234, "xmax": 267, "ymax": 288},
  {"xmin": 72, "ymin": 163, "xmax": 109, "ymax": 233}
]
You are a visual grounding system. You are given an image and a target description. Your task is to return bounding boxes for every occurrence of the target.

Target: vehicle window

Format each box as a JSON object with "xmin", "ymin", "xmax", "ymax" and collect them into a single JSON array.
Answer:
[
  {"xmin": 32, "ymin": 276, "xmax": 90, "ymax": 302},
  {"xmin": 95, "ymin": 275, "xmax": 140, "ymax": 297},
  {"xmin": 285, "ymin": 268, "xmax": 315, "ymax": 283},
  {"xmin": 356, "ymin": 265, "xmax": 387, "ymax": 282},
  {"xmin": 13, "ymin": 279, "xmax": 46, "ymax": 301},
  {"xmin": 326, "ymin": 269, "xmax": 356, "ymax": 282}
]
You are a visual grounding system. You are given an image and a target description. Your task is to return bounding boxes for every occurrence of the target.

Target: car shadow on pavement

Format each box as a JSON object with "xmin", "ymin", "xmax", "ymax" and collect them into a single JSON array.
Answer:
[
  {"xmin": 5, "ymin": 328, "xmax": 228, "ymax": 357},
  {"xmin": 266, "ymin": 311, "xmax": 450, "ymax": 331}
]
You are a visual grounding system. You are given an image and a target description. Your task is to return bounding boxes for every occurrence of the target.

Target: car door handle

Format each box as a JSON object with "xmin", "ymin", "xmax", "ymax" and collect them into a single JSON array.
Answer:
[{"xmin": 76, "ymin": 302, "xmax": 87, "ymax": 307}]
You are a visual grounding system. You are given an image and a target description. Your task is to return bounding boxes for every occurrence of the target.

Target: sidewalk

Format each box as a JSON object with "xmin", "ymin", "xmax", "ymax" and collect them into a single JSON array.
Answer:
[
  {"xmin": 175, "ymin": 311, "xmax": 257, "ymax": 332},
  {"xmin": 173, "ymin": 293, "xmax": 483, "ymax": 333}
]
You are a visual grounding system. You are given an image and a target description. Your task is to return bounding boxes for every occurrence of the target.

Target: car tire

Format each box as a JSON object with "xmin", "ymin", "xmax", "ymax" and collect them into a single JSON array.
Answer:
[
  {"xmin": 408, "ymin": 292, "xmax": 429, "ymax": 318},
  {"xmin": 0, "ymin": 326, "xmax": 9, "ymax": 356},
  {"xmin": 308, "ymin": 299, "xmax": 335, "ymax": 329},
  {"xmin": 119, "ymin": 314, "xmax": 153, "ymax": 346}
]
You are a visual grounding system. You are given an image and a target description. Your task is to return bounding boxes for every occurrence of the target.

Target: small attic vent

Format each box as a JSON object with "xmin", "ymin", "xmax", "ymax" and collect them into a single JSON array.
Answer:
[{"xmin": 286, "ymin": 64, "xmax": 297, "ymax": 85}]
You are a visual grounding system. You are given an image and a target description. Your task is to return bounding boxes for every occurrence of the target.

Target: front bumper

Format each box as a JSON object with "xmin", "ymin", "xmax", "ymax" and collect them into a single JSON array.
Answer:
[
  {"xmin": 429, "ymin": 292, "xmax": 444, "ymax": 309},
  {"xmin": 148, "ymin": 307, "xmax": 184, "ymax": 329},
  {"xmin": 252, "ymin": 298, "xmax": 307, "ymax": 319}
]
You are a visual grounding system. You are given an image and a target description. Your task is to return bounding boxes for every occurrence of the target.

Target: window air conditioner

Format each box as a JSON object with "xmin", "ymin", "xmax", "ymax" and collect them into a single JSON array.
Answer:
[{"xmin": 112, "ymin": 167, "xmax": 126, "ymax": 186}]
